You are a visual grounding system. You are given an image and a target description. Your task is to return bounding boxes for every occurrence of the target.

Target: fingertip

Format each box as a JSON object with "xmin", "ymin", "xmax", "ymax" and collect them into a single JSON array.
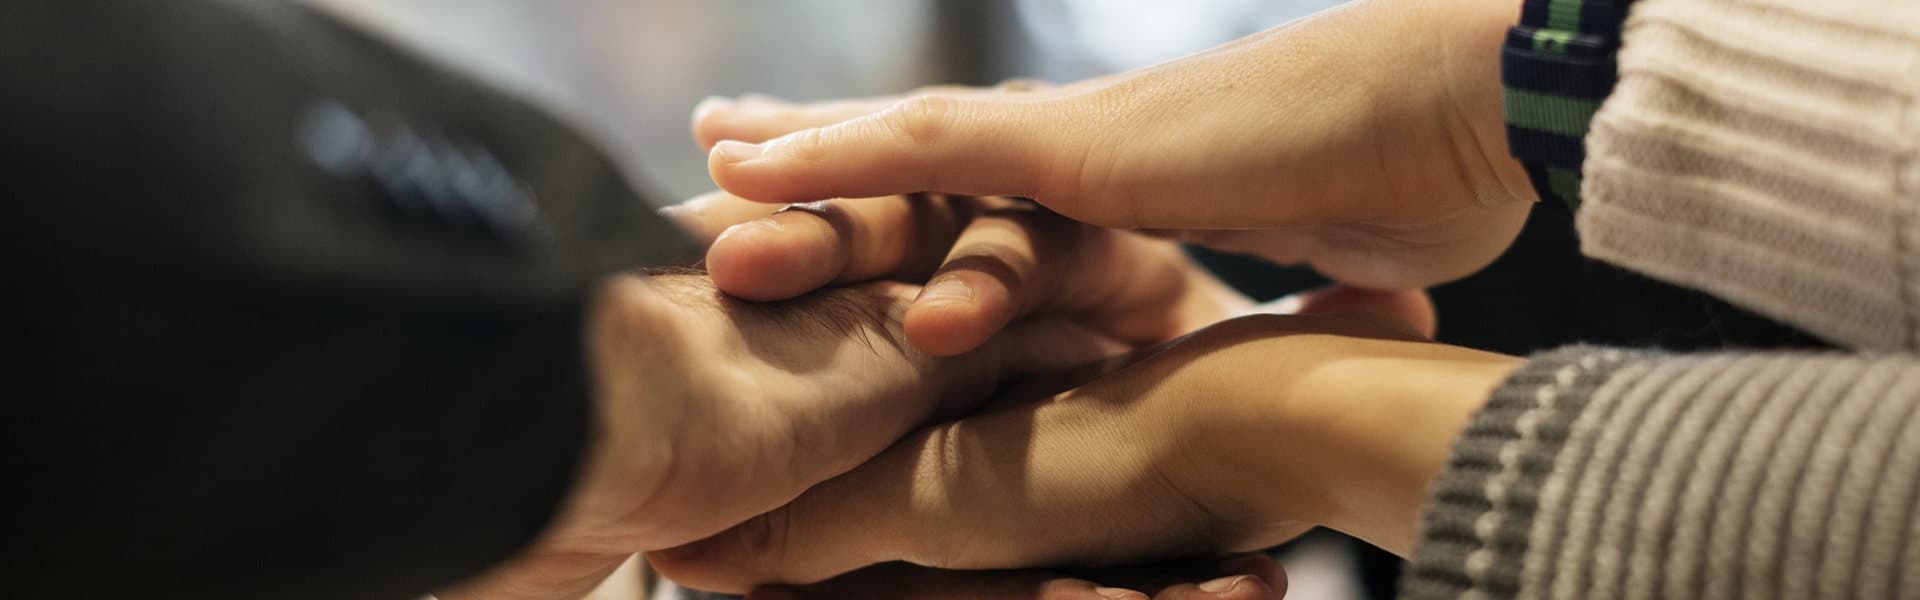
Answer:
[
  {"xmin": 1156, "ymin": 575, "xmax": 1274, "ymax": 600},
  {"xmin": 709, "ymin": 141, "xmax": 809, "ymax": 204},
  {"xmin": 907, "ymin": 269, "xmax": 1032, "ymax": 358},
  {"xmin": 706, "ymin": 219, "xmax": 842, "ymax": 301},
  {"xmin": 1210, "ymin": 576, "xmax": 1274, "ymax": 600},
  {"xmin": 644, "ymin": 540, "xmax": 750, "ymax": 596},
  {"xmin": 691, "ymin": 96, "xmax": 735, "ymax": 149},
  {"xmin": 1093, "ymin": 587, "xmax": 1151, "ymax": 600},
  {"xmin": 903, "ymin": 299, "xmax": 993, "ymax": 357}
]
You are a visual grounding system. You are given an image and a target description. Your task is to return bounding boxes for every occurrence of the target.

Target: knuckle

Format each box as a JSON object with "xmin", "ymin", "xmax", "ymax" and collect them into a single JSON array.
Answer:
[
  {"xmin": 884, "ymin": 94, "xmax": 961, "ymax": 148},
  {"xmin": 777, "ymin": 126, "xmax": 832, "ymax": 164}
]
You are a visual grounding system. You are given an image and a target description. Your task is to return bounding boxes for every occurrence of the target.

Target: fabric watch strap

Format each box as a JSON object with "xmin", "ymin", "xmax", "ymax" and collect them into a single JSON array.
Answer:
[{"xmin": 1501, "ymin": 0, "xmax": 1635, "ymax": 211}]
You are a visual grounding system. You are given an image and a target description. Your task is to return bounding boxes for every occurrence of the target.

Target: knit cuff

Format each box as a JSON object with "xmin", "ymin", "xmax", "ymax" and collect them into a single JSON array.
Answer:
[
  {"xmin": 1400, "ymin": 346, "xmax": 1638, "ymax": 599},
  {"xmin": 1577, "ymin": 0, "xmax": 1920, "ymax": 350}
]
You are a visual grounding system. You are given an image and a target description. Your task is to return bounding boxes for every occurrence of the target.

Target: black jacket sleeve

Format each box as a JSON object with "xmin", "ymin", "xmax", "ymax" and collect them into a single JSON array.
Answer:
[{"xmin": 1, "ymin": 2, "xmax": 697, "ymax": 598}]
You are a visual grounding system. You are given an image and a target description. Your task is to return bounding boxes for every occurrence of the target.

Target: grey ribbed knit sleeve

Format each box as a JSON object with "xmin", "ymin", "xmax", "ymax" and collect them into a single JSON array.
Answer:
[{"xmin": 1400, "ymin": 346, "xmax": 1920, "ymax": 600}]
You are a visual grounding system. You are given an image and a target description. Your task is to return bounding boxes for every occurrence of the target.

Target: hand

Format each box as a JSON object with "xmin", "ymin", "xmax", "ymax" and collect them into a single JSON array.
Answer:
[
  {"xmin": 650, "ymin": 311, "xmax": 1522, "ymax": 593},
  {"xmin": 664, "ymin": 191, "xmax": 1254, "ymax": 356},
  {"xmin": 439, "ymin": 273, "xmax": 1121, "ymax": 599},
  {"xmin": 692, "ymin": 0, "xmax": 1534, "ymax": 290},
  {"xmin": 748, "ymin": 554, "xmax": 1287, "ymax": 600}
]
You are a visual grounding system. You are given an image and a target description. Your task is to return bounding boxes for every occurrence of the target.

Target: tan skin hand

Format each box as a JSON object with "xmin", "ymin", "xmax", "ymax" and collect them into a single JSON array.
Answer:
[
  {"xmin": 439, "ymin": 274, "xmax": 1123, "ymax": 599},
  {"xmin": 693, "ymin": 0, "xmax": 1534, "ymax": 291},
  {"xmin": 650, "ymin": 310, "xmax": 1521, "ymax": 594},
  {"xmin": 664, "ymin": 192, "xmax": 1254, "ymax": 357}
]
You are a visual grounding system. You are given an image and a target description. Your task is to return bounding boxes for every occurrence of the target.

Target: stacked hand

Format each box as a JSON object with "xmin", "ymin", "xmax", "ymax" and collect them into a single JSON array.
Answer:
[
  {"xmin": 441, "ymin": 195, "xmax": 1276, "ymax": 600},
  {"xmin": 691, "ymin": 0, "xmax": 1534, "ymax": 290},
  {"xmin": 453, "ymin": 0, "xmax": 1547, "ymax": 595},
  {"xmin": 634, "ymin": 190, "xmax": 1513, "ymax": 599},
  {"xmin": 640, "ymin": 0, "xmax": 1543, "ymax": 594}
]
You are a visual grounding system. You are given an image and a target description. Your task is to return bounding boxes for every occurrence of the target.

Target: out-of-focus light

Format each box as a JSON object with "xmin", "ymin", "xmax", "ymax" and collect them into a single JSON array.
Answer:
[{"xmin": 1015, "ymin": 0, "xmax": 1347, "ymax": 70}]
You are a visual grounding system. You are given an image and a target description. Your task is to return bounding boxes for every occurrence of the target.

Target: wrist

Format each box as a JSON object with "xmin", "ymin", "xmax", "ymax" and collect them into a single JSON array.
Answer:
[
  {"xmin": 1174, "ymin": 320, "xmax": 1519, "ymax": 555},
  {"xmin": 1243, "ymin": 337, "xmax": 1520, "ymax": 555},
  {"xmin": 1320, "ymin": 348, "xmax": 1521, "ymax": 555},
  {"xmin": 1417, "ymin": 0, "xmax": 1538, "ymax": 203}
]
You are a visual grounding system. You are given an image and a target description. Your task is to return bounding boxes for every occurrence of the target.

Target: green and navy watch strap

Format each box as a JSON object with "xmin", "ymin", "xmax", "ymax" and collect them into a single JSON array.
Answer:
[{"xmin": 1502, "ymin": 0, "xmax": 1635, "ymax": 211}]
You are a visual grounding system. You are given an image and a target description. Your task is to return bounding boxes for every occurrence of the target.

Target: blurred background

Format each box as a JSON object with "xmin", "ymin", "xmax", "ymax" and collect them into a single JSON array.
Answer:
[
  {"xmin": 312, "ymin": 0, "xmax": 1346, "ymax": 201},
  {"xmin": 314, "ymin": 2, "xmax": 1820, "ymax": 599}
]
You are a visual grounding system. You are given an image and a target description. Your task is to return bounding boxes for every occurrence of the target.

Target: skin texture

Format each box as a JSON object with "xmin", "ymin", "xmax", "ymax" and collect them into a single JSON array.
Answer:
[
  {"xmin": 441, "ymin": 263, "xmax": 1299, "ymax": 599},
  {"xmin": 651, "ymin": 311, "xmax": 1523, "ymax": 593},
  {"xmin": 440, "ymin": 273, "xmax": 1125, "ymax": 599},
  {"xmin": 694, "ymin": 0, "xmax": 1534, "ymax": 292},
  {"xmin": 645, "ymin": 193, "xmax": 1482, "ymax": 596},
  {"xmin": 454, "ymin": 0, "xmax": 1543, "ymax": 592}
]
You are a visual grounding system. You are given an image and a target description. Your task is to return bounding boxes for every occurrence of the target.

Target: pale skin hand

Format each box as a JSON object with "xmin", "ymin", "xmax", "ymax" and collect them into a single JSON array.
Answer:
[
  {"xmin": 692, "ymin": 0, "xmax": 1533, "ymax": 291},
  {"xmin": 650, "ymin": 311, "xmax": 1524, "ymax": 594}
]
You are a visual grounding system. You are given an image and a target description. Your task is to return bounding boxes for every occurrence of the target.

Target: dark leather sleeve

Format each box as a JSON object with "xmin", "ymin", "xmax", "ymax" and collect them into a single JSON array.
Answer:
[{"xmin": 0, "ymin": 2, "xmax": 697, "ymax": 598}]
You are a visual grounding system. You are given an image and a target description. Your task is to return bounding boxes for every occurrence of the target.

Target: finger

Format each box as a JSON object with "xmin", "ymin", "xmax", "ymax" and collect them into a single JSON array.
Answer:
[
  {"xmin": 1149, "ymin": 575, "xmax": 1275, "ymax": 600},
  {"xmin": 1285, "ymin": 285, "xmax": 1436, "ymax": 339},
  {"xmin": 659, "ymin": 190, "xmax": 788, "ymax": 247},
  {"xmin": 901, "ymin": 206, "xmax": 1065, "ymax": 356},
  {"xmin": 746, "ymin": 563, "xmax": 1118, "ymax": 600},
  {"xmin": 708, "ymin": 94, "xmax": 1090, "ymax": 208},
  {"xmin": 1051, "ymin": 553, "xmax": 1282, "ymax": 600},
  {"xmin": 436, "ymin": 551, "xmax": 629, "ymax": 600},
  {"xmin": 694, "ymin": 94, "xmax": 895, "ymax": 150},
  {"xmin": 906, "ymin": 212, "xmax": 1213, "ymax": 356},
  {"xmin": 693, "ymin": 85, "xmax": 1042, "ymax": 150},
  {"xmin": 705, "ymin": 195, "xmax": 973, "ymax": 301}
]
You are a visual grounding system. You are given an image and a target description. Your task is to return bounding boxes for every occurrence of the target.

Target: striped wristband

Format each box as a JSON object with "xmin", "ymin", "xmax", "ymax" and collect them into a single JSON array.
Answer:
[{"xmin": 1502, "ymin": 0, "xmax": 1635, "ymax": 211}]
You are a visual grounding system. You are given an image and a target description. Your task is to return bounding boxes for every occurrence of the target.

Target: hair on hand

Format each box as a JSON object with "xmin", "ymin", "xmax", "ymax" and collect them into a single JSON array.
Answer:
[{"xmin": 629, "ymin": 266, "xmax": 908, "ymax": 356}]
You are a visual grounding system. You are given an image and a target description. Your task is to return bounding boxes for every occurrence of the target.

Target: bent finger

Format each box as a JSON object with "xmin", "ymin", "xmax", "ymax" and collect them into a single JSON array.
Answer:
[{"xmin": 705, "ymin": 194, "xmax": 973, "ymax": 301}]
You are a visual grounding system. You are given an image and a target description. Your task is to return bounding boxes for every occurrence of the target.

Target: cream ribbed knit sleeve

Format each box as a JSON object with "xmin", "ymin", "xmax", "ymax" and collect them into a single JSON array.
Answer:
[{"xmin": 1576, "ymin": 0, "xmax": 1920, "ymax": 350}]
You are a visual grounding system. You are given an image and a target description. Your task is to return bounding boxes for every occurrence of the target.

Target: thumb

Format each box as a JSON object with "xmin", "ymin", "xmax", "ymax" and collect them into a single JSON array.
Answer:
[{"xmin": 708, "ymin": 94, "xmax": 1097, "ymax": 215}]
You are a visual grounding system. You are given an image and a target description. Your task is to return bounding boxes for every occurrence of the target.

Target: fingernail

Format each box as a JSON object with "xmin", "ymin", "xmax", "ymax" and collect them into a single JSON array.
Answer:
[
  {"xmin": 713, "ymin": 140, "xmax": 765, "ymax": 164},
  {"xmin": 1199, "ymin": 576, "xmax": 1250, "ymax": 593},
  {"xmin": 918, "ymin": 277, "xmax": 974, "ymax": 304},
  {"xmin": 713, "ymin": 219, "xmax": 783, "ymax": 245},
  {"xmin": 1093, "ymin": 588, "xmax": 1147, "ymax": 600}
]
